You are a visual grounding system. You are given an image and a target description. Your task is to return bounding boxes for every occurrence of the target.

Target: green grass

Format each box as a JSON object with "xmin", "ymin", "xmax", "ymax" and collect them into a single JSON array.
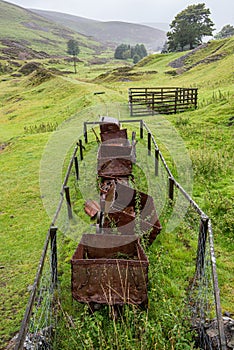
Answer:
[{"xmin": 0, "ymin": 35, "xmax": 234, "ymax": 348}]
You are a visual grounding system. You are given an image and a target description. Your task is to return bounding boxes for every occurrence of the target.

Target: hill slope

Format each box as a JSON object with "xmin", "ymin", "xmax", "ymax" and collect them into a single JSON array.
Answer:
[
  {"xmin": 31, "ymin": 9, "xmax": 166, "ymax": 51},
  {"xmin": 0, "ymin": 0, "xmax": 104, "ymax": 58},
  {"xmin": 0, "ymin": 27, "xmax": 233, "ymax": 349}
]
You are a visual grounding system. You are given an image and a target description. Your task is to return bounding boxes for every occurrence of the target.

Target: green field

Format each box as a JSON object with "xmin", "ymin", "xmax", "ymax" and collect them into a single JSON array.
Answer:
[{"xmin": 0, "ymin": 6, "xmax": 233, "ymax": 347}]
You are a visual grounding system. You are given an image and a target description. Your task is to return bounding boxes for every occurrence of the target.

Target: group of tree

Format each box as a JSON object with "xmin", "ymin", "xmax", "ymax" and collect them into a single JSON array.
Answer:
[
  {"xmin": 114, "ymin": 43, "xmax": 147, "ymax": 63},
  {"xmin": 66, "ymin": 7, "xmax": 234, "ymax": 72},
  {"xmin": 215, "ymin": 24, "xmax": 234, "ymax": 39},
  {"xmin": 66, "ymin": 40, "xmax": 148, "ymax": 72},
  {"xmin": 163, "ymin": 3, "xmax": 234, "ymax": 53}
]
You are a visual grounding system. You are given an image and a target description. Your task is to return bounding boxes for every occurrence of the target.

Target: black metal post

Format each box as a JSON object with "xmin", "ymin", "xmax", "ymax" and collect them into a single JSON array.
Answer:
[
  {"xmin": 148, "ymin": 132, "xmax": 151, "ymax": 156},
  {"xmin": 155, "ymin": 149, "xmax": 159, "ymax": 176},
  {"xmin": 169, "ymin": 177, "xmax": 174, "ymax": 201},
  {"xmin": 64, "ymin": 186, "xmax": 73, "ymax": 219},
  {"xmin": 140, "ymin": 120, "xmax": 144, "ymax": 139},
  {"xmin": 74, "ymin": 156, "xmax": 79, "ymax": 181},
  {"xmin": 84, "ymin": 122, "xmax": 88, "ymax": 143},
  {"xmin": 50, "ymin": 226, "xmax": 58, "ymax": 288},
  {"xmin": 79, "ymin": 139, "xmax": 83, "ymax": 161},
  {"xmin": 196, "ymin": 216, "xmax": 209, "ymax": 278}
]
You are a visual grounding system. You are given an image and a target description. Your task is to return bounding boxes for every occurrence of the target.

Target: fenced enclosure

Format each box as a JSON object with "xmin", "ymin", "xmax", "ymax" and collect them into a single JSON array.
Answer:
[
  {"xmin": 14, "ymin": 119, "xmax": 227, "ymax": 350},
  {"xmin": 128, "ymin": 87, "xmax": 198, "ymax": 116}
]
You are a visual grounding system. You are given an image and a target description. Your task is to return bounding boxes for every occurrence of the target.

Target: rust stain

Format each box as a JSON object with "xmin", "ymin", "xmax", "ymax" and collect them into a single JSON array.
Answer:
[
  {"xmin": 84, "ymin": 200, "xmax": 100, "ymax": 219},
  {"xmin": 71, "ymin": 234, "xmax": 148, "ymax": 306},
  {"xmin": 76, "ymin": 117, "xmax": 161, "ymax": 308}
]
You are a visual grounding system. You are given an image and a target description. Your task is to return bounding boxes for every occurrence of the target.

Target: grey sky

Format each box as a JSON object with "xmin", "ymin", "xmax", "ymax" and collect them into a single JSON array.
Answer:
[{"xmin": 5, "ymin": 0, "xmax": 234, "ymax": 31}]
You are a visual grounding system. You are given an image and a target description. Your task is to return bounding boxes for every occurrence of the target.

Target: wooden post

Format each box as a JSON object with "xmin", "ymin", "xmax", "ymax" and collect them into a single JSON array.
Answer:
[
  {"xmin": 196, "ymin": 216, "xmax": 209, "ymax": 279},
  {"xmin": 50, "ymin": 226, "xmax": 58, "ymax": 288},
  {"xmin": 84, "ymin": 122, "xmax": 88, "ymax": 143},
  {"xmin": 64, "ymin": 186, "xmax": 73, "ymax": 219},
  {"xmin": 174, "ymin": 88, "xmax": 178, "ymax": 114},
  {"xmin": 79, "ymin": 139, "xmax": 83, "ymax": 161},
  {"xmin": 155, "ymin": 149, "xmax": 159, "ymax": 176},
  {"xmin": 74, "ymin": 156, "xmax": 79, "ymax": 181},
  {"xmin": 129, "ymin": 90, "xmax": 133, "ymax": 116},
  {"xmin": 169, "ymin": 177, "xmax": 174, "ymax": 201},
  {"xmin": 194, "ymin": 89, "xmax": 198, "ymax": 109},
  {"xmin": 152, "ymin": 93, "xmax": 155, "ymax": 115},
  {"xmin": 148, "ymin": 132, "xmax": 151, "ymax": 156},
  {"xmin": 140, "ymin": 120, "xmax": 144, "ymax": 139}
]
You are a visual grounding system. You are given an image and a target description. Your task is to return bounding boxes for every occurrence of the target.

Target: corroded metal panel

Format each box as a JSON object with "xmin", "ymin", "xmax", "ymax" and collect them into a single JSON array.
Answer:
[
  {"xmin": 97, "ymin": 158, "xmax": 133, "ymax": 177},
  {"xmin": 84, "ymin": 200, "xmax": 100, "ymax": 219},
  {"xmin": 100, "ymin": 129, "xmax": 128, "ymax": 142},
  {"xmin": 71, "ymin": 234, "xmax": 148, "ymax": 305},
  {"xmin": 99, "ymin": 116, "xmax": 120, "ymax": 134},
  {"xmin": 102, "ymin": 183, "xmax": 162, "ymax": 245}
]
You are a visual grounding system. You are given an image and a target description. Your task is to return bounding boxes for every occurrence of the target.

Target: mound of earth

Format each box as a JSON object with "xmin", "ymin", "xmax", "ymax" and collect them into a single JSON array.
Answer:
[
  {"xmin": 18, "ymin": 62, "xmax": 42, "ymax": 75},
  {"xmin": 0, "ymin": 39, "xmax": 50, "ymax": 60},
  {"xmin": 168, "ymin": 42, "xmax": 227, "ymax": 74},
  {"xmin": 28, "ymin": 68, "xmax": 53, "ymax": 86}
]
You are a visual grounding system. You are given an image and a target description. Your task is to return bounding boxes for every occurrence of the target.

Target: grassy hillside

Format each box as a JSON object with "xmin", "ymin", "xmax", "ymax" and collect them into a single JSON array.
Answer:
[
  {"xmin": 0, "ymin": 33, "xmax": 233, "ymax": 348},
  {"xmin": 0, "ymin": 0, "xmax": 104, "ymax": 57},
  {"xmin": 31, "ymin": 9, "xmax": 166, "ymax": 51}
]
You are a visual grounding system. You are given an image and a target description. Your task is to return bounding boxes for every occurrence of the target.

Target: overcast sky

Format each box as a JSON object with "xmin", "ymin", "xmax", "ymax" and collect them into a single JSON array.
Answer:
[{"xmin": 5, "ymin": 0, "xmax": 234, "ymax": 31}]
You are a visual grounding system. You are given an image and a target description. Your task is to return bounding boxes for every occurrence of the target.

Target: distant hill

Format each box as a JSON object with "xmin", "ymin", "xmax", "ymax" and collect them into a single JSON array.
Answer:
[
  {"xmin": 142, "ymin": 22, "xmax": 170, "ymax": 32},
  {"xmin": 0, "ymin": 0, "xmax": 104, "ymax": 59},
  {"xmin": 31, "ymin": 10, "xmax": 167, "ymax": 51}
]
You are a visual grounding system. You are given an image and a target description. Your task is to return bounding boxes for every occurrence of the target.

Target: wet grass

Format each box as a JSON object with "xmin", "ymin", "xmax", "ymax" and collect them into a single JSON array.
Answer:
[{"xmin": 0, "ymin": 36, "xmax": 233, "ymax": 348}]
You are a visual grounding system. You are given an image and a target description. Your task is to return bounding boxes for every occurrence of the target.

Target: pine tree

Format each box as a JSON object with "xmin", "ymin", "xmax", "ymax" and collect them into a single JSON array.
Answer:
[
  {"xmin": 67, "ymin": 39, "xmax": 80, "ymax": 73},
  {"xmin": 167, "ymin": 3, "xmax": 214, "ymax": 52}
]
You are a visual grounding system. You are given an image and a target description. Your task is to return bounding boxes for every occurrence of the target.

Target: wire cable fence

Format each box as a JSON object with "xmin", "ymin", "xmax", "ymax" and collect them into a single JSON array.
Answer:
[
  {"xmin": 141, "ymin": 121, "xmax": 226, "ymax": 350},
  {"xmin": 14, "ymin": 120, "xmax": 227, "ymax": 349}
]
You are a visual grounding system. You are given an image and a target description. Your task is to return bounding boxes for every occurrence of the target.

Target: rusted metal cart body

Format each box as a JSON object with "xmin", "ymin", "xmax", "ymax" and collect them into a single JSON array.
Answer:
[
  {"xmin": 71, "ymin": 117, "xmax": 161, "ymax": 308},
  {"xmin": 97, "ymin": 127, "xmax": 136, "ymax": 177},
  {"xmin": 102, "ymin": 182, "xmax": 162, "ymax": 245},
  {"xmin": 71, "ymin": 234, "xmax": 149, "ymax": 306}
]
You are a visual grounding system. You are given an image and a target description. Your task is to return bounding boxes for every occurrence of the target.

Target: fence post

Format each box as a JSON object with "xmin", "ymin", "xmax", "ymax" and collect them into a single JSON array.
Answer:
[
  {"xmin": 74, "ymin": 156, "xmax": 79, "ymax": 181},
  {"xmin": 194, "ymin": 89, "xmax": 198, "ymax": 109},
  {"xmin": 129, "ymin": 89, "xmax": 133, "ymax": 116},
  {"xmin": 155, "ymin": 149, "xmax": 159, "ymax": 176},
  {"xmin": 50, "ymin": 226, "xmax": 58, "ymax": 288},
  {"xmin": 148, "ymin": 132, "xmax": 151, "ymax": 156},
  {"xmin": 84, "ymin": 122, "xmax": 88, "ymax": 143},
  {"xmin": 208, "ymin": 221, "xmax": 227, "ymax": 350},
  {"xmin": 196, "ymin": 216, "xmax": 209, "ymax": 278},
  {"xmin": 64, "ymin": 186, "xmax": 73, "ymax": 220},
  {"xmin": 140, "ymin": 120, "xmax": 144, "ymax": 139},
  {"xmin": 169, "ymin": 177, "xmax": 174, "ymax": 201},
  {"xmin": 174, "ymin": 88, "xmax": 178, "ymax": 114},
  {"xmin": 152, "ymin": 93, "xmax": 155, "ymax": 115},
  {"xmin": 79, "ymin": 139, "xmax": 84, "ymax": 161}
]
